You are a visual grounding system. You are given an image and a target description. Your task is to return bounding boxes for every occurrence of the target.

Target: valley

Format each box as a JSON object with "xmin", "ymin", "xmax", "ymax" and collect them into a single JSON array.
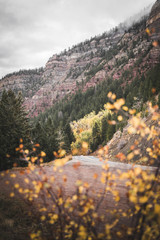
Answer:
[{"xmin": 0, "ymin": 1, "xmax": 160, "ymax": 239}]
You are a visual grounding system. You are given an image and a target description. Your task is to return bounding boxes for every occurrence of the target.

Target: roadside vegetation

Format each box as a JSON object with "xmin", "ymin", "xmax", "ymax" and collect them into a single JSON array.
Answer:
[{"xmin": 0, "ymin": 93, "xmax": 160, "ymax": 240}]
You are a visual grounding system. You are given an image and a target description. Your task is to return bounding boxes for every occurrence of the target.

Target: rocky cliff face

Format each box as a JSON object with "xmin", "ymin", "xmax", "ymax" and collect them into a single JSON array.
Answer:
[
  {"xmin": 147, "ymin": 0, "xmax": 160, "ymax": 60},
  {"xmin": 0, "ymin": 68, "xmax": 44, "ymax": 98},
  {"xmin": 0, "ymin": 0, "xmax": 160, "ymax": 117}
]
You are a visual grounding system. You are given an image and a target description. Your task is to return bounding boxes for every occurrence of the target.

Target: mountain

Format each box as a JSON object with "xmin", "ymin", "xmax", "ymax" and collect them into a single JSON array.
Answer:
[{"xmin": 0, "ymin": 0, "xmax": 160, "ymax": 117}]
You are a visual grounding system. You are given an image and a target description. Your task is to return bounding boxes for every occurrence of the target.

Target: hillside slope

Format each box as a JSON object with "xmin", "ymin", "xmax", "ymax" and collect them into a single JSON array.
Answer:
[{"xmin": 0, "ymin": 0, "xmax": 159, "ymax": 117}]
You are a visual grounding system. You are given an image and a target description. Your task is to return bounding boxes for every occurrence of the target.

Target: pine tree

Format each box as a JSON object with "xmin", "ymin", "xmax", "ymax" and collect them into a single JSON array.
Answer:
[
  {"xmin": 32, "ymin": 118, "xmax": 59, "ymax": 162},
  {"xmin": 64, "ymin": 123, "xmax": 75, "ymax": 145},
  {"xmin": 101, "ymin": 117, "xmax": 108, "ymax": 143},
  {"xmin": 107, "ymin": 124, "xmax": 116, "ymax": 141},
  {"xmin": 106, "ymin": 113, "xmax": 116, "ymax": 141},
  {"xmin": 0, "ymin": 90, "xmax": 30, "ymax": 170},
  {"xmin": 91, "ymin": 122, "xmax": 101, "ymax": 152},
  {"xmin": 158, "ymin": 95, "xmax": 160, "ymax": 108},
  {"xmin": 62, "ymin": 122, "xmax": 75, "ymax": 152}
]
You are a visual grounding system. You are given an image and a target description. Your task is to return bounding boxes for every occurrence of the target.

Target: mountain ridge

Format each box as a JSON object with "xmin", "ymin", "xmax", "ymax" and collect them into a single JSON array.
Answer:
[{"xmin": 0, "ymin": 0, "xmax": 160, "ymax": 117}]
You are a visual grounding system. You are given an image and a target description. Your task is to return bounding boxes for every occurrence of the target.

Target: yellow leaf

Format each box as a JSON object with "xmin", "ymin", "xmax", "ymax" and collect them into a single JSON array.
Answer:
[
  {"xmin": 19, "ymin": 188, "xmax": 23, "ymax": 193},
  {"xmin": 10, "ymin": 173, "xmax": 16, "ymax": 178},
  {"xmin": 24, "ymin": 149, "xmax": 29, "ymax": 154},
  {"xmin": 155, "ymin": 204, "xmax": 160, "ymax": 215},
  {"xmin": 134, "ymin": 167, "xmax": 142, "ymax": 176},
  {"xmin": 24, "ymin": 178, "xmax": 29, "ymax": 184},
  {"xmin": 101, "ymin": 176, "xmax": 106, "ymax": 184},
  {"xmin": 76, "ymin": 180, "xmax": 82, "ymax": 186},
  {"xmin": 122, "ymin": 106, "xmax": 128, "ymax": 111},
  {"xmin": 14, "ymin": 183, "xmax": 19, "ymax": 188},
  {"xmin": 30, "ymin": 233, "xmax": 36, "ymax": 239},
  {"xmin": 54, "ymin": 157, "xmax": 68, "ymax": 167},
  {"xmin": 129, "ymin": 195, "xmax": 137, "ymax": 203},
  {"xmin": 127, "ymin": 228, "xmax": 133, "ymax": 235},
  {"xmin": 40, "ymin": 208, "xmax": 47, "ymax": 212},
  {"xmin": 106, "ymin": 219, "xmax": 118, "ymax": 230},
  {"xmin": 59, "ymin": 149, "xmax": 66, "ymax": 157},
  {"xmin": 127, "ymin": 152, "xmax": 134, "ymax": 161},
  {"xmin": 72, "ymin": 195, "xmax": 78, "ymax": 201},
  {"xmin": 129, "ymin": 109, "xmax": 136, "ymax": 115},
  {"xmin": 41, "ymin": 151, "xmax": 46, "ymax": 157},
  {"xmin": 58, "ymin": 198, "xmax": 63, "ymax": 205},
  {"xmin": 84, "ymin": 182, "xmax": 89, "ymax": 188},
  {"xmin": 53, "ymin": 214, "xmax": 58, "ymax": 220},
  {"xmin": 49, "ymin": 220, "xmax": 54, "ymax": 224},
  {"xmin": 114, "ymin": 98, "xmax": 125, "ymax": 110},
  {"xmin": 107, "ymin": 92, "xmax": 112, "ymax": 98},
  {"xmin": 10, "ymin": 192, "xmax": 15, "ymax": 197},
  {"xmin": 78, "ymin": 226, "xmax": 87, "ymax": 240},
  {"xmin": 111, "ymin": 93, "xmax": 116, "ymax": 100},
  {"xmin": 79, "ymin": 186, "xmax": 84, "ymax": 193},
  {"xmin": 146, "ymin": 28, "xmax": 151, "ymax": 35},
  {"xmin": 146, "ymin": 148, "xmax": 152, "ymax": 152},
  {"xmin": 115, "ymin": 195, "xmax": 120, "ymax": 202},
  {"xmin": 82, "ymin": 142, "xmax": 88, "ymax": 149},
  {"xmin": 104, "ymin": 103, "xmax": 114, "ymax": 110},
  {"xmin": 118, "ymin": 115, "xmax": 123, "ymax": 121},
  {"xmin": 139, "ymin": 196, "xmax": 148, "ymax": 204},
  {"xmin": 40, "ymin": 215, "xmax": 46, "ymax": 221}
]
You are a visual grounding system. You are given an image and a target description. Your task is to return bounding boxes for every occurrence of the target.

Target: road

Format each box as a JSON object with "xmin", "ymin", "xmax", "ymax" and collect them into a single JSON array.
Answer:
[{"xmin": 0, "ymin": 156, "xmax": 158, "ymax": 238}]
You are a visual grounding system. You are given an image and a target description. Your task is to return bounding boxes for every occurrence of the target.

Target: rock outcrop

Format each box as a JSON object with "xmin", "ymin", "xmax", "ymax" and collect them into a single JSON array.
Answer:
[
  {"xmin": 147, "ymin": 0, "xmax": 160, "ymax": 61},
  {"xmin": 0, "ymin": 0, "xmax": 159, "ymax": 117}
]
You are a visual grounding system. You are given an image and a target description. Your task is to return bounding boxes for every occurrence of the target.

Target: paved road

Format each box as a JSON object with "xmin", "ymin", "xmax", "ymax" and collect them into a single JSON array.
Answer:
[
  {"xmin": 68, "ymin": 155, "xmax": 156, "ymax": 171},
  {"xmin": 0, "ymin": 156, "xmax": 157, "ymax": 238}
]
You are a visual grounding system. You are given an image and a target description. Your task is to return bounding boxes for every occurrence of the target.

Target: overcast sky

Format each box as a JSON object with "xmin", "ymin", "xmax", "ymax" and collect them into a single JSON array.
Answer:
[{"xmin": 0, "ymin": 0, "xmax": 155, "ymax": 79}]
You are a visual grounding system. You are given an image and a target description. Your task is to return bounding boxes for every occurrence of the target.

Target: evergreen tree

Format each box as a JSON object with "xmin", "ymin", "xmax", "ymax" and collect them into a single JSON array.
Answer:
[
  {"xmin": 62, "ymin": 122, "xmax": 75, "ymax": 152},
  {"xmin": 64, "ymin": 122, "xmax": 75, "ymax": 145},
  {"xmin": 107, "ymin": 124, "xmax": 116, "ymax": 141},
  {"xmin": 0, "ymin": 90, "xmax": 30, "ymax": 170},
  {"xmin": 32, "ymin": 119, "xmax": 59, "ymax": 162},
  {"xmin": 158, "ymin": 95, "xmax": 160, "ymax": 108},
  {"xmin": 106, "ymin": 114, "xmax": 116, "ymax": 141},
  {"xmin": 91, "ymin": 122, "xmax": 101, "ymax": 152},
  {"xmin": 101, "ymin": 117, "xmax": 108, "ymax": 144}
]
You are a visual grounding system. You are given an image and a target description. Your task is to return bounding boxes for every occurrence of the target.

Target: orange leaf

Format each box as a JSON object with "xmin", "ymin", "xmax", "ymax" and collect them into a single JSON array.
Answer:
[
  {"xmin": 19, "ymin": 144, "xmax": 23, "ymax": 149},
  {"xmin": 35, "ymin": 143, "xmax": 40, "ymax": 147},
  {"xmin": 116, "ymin": 153, "xmax": 126, "ymax": 161},
  {"xmin": 108, "ymin": 120, "xmax": 116, "ymax": 125},
  {"xmin": 93, "ymin": 173, "xmax": 98, "ymax": 179},
  {"xmin": 152, "ymin": 41, "xmax": 158, "ymax": 47},
  {"xmin": 73, "ymin": 162, "xmax": 81, "ymax": 170}
]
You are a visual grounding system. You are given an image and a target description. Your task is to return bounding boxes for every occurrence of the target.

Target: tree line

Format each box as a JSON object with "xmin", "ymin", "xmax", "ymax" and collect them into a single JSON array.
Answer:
[{"xmin": 0, "ymin": 62, "xmax": 160, "ymax": 170}]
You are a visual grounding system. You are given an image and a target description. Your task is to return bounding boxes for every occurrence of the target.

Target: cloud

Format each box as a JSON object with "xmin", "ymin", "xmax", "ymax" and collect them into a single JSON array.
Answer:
[{"xmin": 0, "ymin": 0, "xmax": 155, "ymax": 78}]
